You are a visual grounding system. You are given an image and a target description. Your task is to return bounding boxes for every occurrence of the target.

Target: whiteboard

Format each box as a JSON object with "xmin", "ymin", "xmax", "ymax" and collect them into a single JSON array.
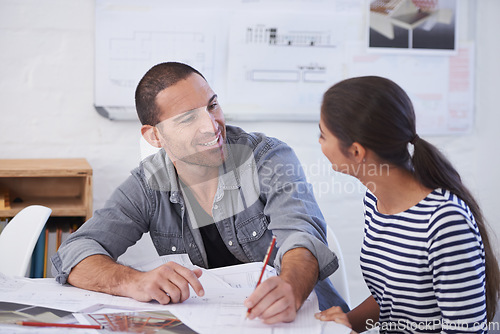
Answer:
[{"xmin": 94, "ymin": 0, "xmax": 474, "ymax": 135}]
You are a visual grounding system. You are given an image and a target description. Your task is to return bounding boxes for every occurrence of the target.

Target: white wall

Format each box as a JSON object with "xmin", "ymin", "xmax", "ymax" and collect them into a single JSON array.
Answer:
[{"xmin": 1, "ymin": 0, "xmax": 498, "ymax": 307}]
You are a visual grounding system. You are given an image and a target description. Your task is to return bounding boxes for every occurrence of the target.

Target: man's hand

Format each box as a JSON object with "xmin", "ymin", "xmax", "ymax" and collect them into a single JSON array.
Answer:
[
  {"xmin": 124, "ymin": 262, "xmax": 205, "ymax": 304},
  {"xmin": 244, "ymin": 276, "xmax": 297, "ymax": 323},
  {"xmin": 244, "ymin": 247, "xmax": 319, "ymax": 324},
  {"xmin": 67, "ymin": 255, "xmax": 205, "ymax": 304}
]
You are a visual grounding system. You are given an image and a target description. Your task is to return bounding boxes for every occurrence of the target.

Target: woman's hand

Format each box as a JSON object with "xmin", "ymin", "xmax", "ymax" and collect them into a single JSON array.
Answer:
[{"xmin": 315, "ymin": 306, "xmax": 352, "ymax": 329}]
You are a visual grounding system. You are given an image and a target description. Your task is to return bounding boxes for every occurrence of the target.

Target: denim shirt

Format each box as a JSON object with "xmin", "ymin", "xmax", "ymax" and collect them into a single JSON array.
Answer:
[{"xmin": 52, "ymin": 125, "xmax": 348, "ymax": 311}]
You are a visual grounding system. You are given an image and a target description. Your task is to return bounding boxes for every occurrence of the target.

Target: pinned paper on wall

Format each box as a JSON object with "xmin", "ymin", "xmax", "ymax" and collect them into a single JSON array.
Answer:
[
  {"xmin": 94, "ymin": 1, "xmax": 227, "ymax": 121},
  {"xmin": 224, "ymin": 11, "xmax": 362, "ymax": 121},
  {"xmin": 368, "ymin": 0, "xmax": 458, "ymax": 54},
  {"xmin": 94, "ymin": 0, "xmax": 474, "ymax": 135}
]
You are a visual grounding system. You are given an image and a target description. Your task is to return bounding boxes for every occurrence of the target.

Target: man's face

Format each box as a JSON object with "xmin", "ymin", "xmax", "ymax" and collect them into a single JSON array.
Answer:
[{"xmin": 154, "ymin": 73, "xmax": 226, "ymax": 168}]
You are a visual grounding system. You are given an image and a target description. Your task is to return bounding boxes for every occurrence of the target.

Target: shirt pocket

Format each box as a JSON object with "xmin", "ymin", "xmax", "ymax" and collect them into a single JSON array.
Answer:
[
  {"xmin": 235, "ymin": 213, "xmax": 274, "ymax": 262},
  {"xmin": 235, "ymin": 213, "xmax": 268, "ymax": 243},
  {"xmin": 150, "ymin": 231, "xmax": 186, "ymax": 255}
]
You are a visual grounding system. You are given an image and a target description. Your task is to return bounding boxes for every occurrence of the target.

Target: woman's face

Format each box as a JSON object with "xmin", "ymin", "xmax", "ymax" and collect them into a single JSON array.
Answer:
[{"xmin": 318, "ymin": 117, "xmax": 354, "ymax": 175}]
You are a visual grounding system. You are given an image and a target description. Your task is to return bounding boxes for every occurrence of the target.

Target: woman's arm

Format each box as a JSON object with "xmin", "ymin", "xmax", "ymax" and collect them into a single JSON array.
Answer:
[{"xmin": 347, "ymin": 295, "xmax": 379, "ymax": 332}]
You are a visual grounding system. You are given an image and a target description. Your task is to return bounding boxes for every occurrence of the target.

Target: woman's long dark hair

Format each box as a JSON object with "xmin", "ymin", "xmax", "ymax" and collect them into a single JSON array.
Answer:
[{"xmin": 321, "ymin": 76, "xmax": 499, "ymax": 321}]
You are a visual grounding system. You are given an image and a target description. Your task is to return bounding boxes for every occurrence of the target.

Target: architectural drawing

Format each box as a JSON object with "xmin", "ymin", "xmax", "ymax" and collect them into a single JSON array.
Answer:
[
  {"xmin": 245, "ymin": 24, "xmax": 335, "ymax": 48},
  {"xmin": 106, "ymin": 31, "xmax": 214, "ymax": 89},
  {"xmin": 225, "ymin": 12, "xmax": 363, "ymax": 120},
  {"xmin": 94, "ymin": 1, "xmax": 221, "ymax": 120}
]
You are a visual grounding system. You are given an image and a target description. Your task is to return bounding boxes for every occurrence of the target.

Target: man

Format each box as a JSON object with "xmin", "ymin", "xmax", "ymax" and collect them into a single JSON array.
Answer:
[{"xmin": 52, "ymin": 62, "xmax": 348, "ymax": 324}]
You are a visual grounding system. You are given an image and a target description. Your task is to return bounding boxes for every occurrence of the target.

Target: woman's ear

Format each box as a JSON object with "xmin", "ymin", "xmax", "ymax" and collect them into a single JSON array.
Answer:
[
  {"xmin": 348, "ymin": 142, "xmax": 366, "ymax": 164},
  {"xmin": 141, "ymin": 125, "xmax": 162, "ymax": 148}
]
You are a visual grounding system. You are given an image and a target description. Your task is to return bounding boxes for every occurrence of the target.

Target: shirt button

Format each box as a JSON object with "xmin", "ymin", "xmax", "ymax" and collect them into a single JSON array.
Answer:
[
  {"xmin": 228, "ymin": 240, "xmax": 233, "ymax": 246},
  {"xmin": 252, "ymin": 231, "xmax": 257, "ymax": 237},
  {"xmin": 214, "ymin": 204, "xmax": 218, "ymax": 209},
  {"xmin": 171, "ymin": 246, "xmax": 176, "ymax": 252}
]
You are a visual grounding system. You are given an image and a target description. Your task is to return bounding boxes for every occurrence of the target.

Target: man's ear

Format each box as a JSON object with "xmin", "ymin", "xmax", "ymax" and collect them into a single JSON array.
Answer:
[
  {"xmin": 348, "ymin": 142, "xmax": 366, "ymax": 164},
  {"xmin": 141, "ymin": 125, "xmax": 162, "ymax": 148}
]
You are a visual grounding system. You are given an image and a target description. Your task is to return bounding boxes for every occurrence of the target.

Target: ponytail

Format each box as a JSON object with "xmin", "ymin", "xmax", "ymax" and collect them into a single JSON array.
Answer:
[{"xmin": 412, "ymin": 137, "xmax": 500, "ymax": 322}]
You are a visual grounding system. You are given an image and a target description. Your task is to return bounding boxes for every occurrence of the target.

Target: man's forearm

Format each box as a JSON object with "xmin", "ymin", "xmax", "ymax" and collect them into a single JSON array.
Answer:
[
  {"xmin": 68, "ymin": 255, "xmax": 204, "ymax": 305},
  {"xmin": 279, "ymin": 247, "xmax": 319, "ymax": 310},
  {"xmin": 67, "ymin": 254, "xmax": 139, "ymax": 297}
]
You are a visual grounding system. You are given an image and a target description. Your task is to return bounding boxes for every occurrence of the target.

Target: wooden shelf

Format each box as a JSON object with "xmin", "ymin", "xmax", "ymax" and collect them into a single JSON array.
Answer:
[
  {"xmin": 0, "ymin": 159, "xmax": 92, "ymax": 177},
  {"xmin": 2, "ymin": 198, "xmax": 89, "ymax": 217},
  {"xmin": 0, "ymin": 159, "xmax": 93, "ymax": 221}
]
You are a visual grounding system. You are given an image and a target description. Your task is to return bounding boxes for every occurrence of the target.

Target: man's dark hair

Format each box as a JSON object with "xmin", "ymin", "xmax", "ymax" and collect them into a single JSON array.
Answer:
[{"xmin": 135, "ymin": 62, "xmax": 206, "ymax": 125}]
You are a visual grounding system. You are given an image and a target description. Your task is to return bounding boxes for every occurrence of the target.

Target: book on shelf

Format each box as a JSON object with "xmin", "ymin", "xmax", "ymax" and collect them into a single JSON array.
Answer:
[
  {"xmin": 0, "ymin": 218, "xmax": 9, "ymax": 234},
  {"xmin": 43, "ymin": 227, "xmax": 49, "ymax": 278},
  {"xmin": 30, "ymin": 217, "xmax": 85, "ymax": 278},
  {"xmin": 30, "ymin": 226, "xmax": 46, "ymax": 278},
  {"xmin": 44, "ymin": 226, "xmax": 57, "ymax": 278}
]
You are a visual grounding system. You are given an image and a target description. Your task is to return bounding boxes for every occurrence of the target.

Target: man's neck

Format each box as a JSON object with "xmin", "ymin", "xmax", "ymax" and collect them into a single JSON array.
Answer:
[{"xmin": 175, "ymin": 161, "xmax": 220, "ymax": 210}]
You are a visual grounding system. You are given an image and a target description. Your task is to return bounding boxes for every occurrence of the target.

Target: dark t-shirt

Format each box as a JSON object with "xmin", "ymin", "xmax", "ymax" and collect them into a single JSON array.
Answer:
[{"xmin": 180, "ymin": 180, "xmax": 242, "ymax": 269}]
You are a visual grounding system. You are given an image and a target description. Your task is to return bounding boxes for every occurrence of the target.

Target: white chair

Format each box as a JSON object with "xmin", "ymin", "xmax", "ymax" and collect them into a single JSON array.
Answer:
[
  {"xmin": 0, "ymin": 205, "xmax": 52, "ymax": 277},
  {"xmin": 326, "ymin": 225, "xmax": 351, "ymax": 308}
]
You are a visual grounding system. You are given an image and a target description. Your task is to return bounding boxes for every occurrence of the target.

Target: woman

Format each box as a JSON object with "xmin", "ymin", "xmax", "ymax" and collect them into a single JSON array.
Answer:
[{"xmin": 315, "ymin": 76, "xmax": 499, "ymax": 333}]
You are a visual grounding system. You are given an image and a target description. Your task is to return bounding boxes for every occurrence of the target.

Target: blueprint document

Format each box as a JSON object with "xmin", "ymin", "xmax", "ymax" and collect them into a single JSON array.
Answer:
[
  {"xmin": 0, "ymin": 255, "xmax": 352, "ymax": 333},
  {"xmin": 131, "ymin": 254, "xmax": 278, "ymax": 290},
  {"xmin": 132, "ymin": 254, "xmax": 323, "ymax": 333}
]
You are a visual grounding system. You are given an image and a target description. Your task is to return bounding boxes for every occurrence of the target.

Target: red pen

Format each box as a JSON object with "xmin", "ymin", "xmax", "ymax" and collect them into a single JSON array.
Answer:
[
  {"xmin": 16, "ymin": 321, "xmax": 103, "ymax": 329},
  {"xmin": 246, "ymin": 235, "xmax": 277, "ymax": 318}
]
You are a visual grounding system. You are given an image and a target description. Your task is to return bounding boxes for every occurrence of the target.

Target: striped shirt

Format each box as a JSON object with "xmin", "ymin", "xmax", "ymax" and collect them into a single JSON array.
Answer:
[{"xmin": 361, "ymin": 188, "xmax": 487, "ymax": 333}]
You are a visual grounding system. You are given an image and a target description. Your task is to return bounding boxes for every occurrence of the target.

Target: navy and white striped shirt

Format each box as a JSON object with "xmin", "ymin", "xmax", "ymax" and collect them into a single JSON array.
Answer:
[{"xmin": 361, "ymin": 188, "xmax": 487, "ymax": 333}]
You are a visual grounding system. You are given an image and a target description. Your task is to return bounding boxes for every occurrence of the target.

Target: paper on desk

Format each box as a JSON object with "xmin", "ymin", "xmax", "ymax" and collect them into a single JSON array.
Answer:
[
  {"xmin": 133, "ymin": 257, "xmax": 323, "ymax": 333},
  {"xmin": 321, "ymin": 321, "xmax": 354, "ymax": 334},
  {"xmin": 130, "ymin": 253, "xmax": 194, "ymax": 271},
  {"xmin": 129, "ymin": 253, "xmax": 229, "ymax": 295},
  {"xmin": 0, "ymin": 324, "xmax": 99, "ymax": 334},
  {"xmin": 0, "ymin": 257, "xmax": 275, "ymax": 312},
  {"xmin": 170, "ymin": 289, "xmax": 322, "ymax": 334},
  {"xmin": 1, "ymin": 257, "xmax": 325, "ymax": 334},
  {"xmin": 131, "ymin": 256, "xmax": 320, "ymax": 334},
  {"xmin": 74, "ymin": 256, "xmax": 321, "ymax": 334},
  {"xmin": 130, "ymin": 254, "xmax": 277, "ymax": 293},
  {"xmin": 0, "ymin": 273, "xmax": 167, "ymax": 313},
  {"xmin": 208, "ymin": 261, "xmax": 277, "ymax": 288}
]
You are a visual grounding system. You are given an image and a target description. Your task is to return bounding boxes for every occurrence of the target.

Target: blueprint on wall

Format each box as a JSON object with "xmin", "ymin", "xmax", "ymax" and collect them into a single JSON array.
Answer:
[
  {"xmin": 94, "ymin": 0, "xmax": 474, "ymax": 135},
  {"xmin": 94, "ymin": 0, "xmax": 364, "ymax": 121},
  {"xmin": 94, "ymin": 1, "xmax": 228, "ymax": 120},
  {"xmin": 224, "ymin": 11, "xmax": 362, "ymax": 121}
]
